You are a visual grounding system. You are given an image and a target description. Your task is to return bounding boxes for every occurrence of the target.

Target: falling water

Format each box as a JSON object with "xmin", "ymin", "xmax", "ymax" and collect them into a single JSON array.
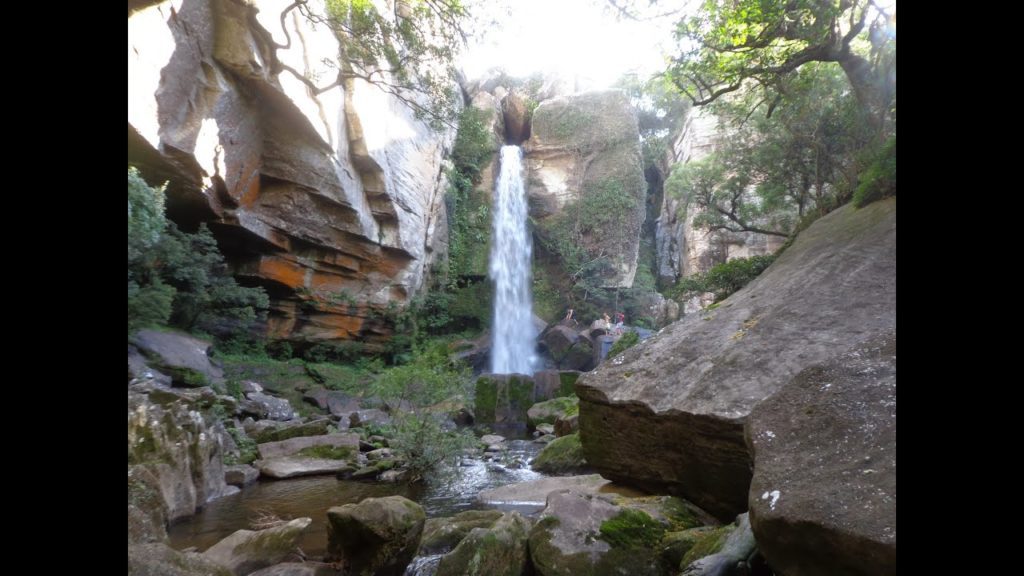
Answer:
[{"xmin": 490, "ymin": 146, "xmax": 535, "ymax": 374}]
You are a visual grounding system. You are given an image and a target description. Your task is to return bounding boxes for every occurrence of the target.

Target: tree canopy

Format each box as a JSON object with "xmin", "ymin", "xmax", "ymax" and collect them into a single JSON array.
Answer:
[
  {"xmin": 666, "ymin": 0, "xmax": 895, "ymax": 132},
  {"xmin": 666, "ymin": 62, "xmax": 870, "ymax": 237},
  {"xmin": 259, "ymin": 0, "xmax": 471, "ymax": 128}
]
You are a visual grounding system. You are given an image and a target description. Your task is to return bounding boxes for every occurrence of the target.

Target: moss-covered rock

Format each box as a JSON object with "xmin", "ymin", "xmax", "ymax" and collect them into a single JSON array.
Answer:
[
  {"xmin": 527, "ymin": 396, "xmax": 579, "ymax": 428},
  {"xmin": 525, "ymin": 91, "xmax": 647, "ymax": 289},
  {"xmin": 202, "ymin": 517, "xmax": 312, "ymax": 575},
  {"xmin": 420, "ymin": 510, "xmax": 504, "ymax": 555},
  {"xmin": 679, "ymin": 524, "xmax": 735, "ymax": 567},
  {"xmin": 128, "ymin": 542, "xmax": 234, "ymax": 576},
  {"xmin": 474, "ymin": 373, "xmax": 536, "ymax": 424},
  {"xmin": 435, "ymin": 512, "xmax": 531, "ymax": 576},
  {"xmin": 531, "ymin": 433, "xmax": 588, "ymax": 475},
  {"xmin": 326, "ymin": 496, "xmax": 425, "ymax": 576}
]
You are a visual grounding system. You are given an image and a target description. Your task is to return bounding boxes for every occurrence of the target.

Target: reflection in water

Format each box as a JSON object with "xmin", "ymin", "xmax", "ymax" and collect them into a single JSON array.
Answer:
[{"xmin": 169, "ymin": 437, "xmax": 543, "ymax": 559}]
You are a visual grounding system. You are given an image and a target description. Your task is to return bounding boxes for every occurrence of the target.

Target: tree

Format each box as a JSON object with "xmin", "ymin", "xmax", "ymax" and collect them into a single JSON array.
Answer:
[
  {"xmin": 666, "ymin": 0, "xmax": 895, "ymax": 133},
  {"xmin": 250, "ymin": 0, "xmax": 470, "ymax": 128},
  {"xmin": 666, "ymin": 63, "xmax": 868, "ymax": 237}
]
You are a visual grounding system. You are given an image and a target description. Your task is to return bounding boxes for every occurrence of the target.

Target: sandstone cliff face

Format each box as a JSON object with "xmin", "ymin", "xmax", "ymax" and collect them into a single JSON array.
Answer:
[
  {"xmin": 655, "ymin": 109, "xmax": 784, "ymax": 308},
  {"xmin": 577, "ymin": 198, "xmax": 896, "ymax": 520},
  {"xmin": 525, "ymin": 90, "xmax": 647, "ymax": 288},
  {"xmin": 128, "ymin": 0, "xmax": 457, "ymax": 347}
]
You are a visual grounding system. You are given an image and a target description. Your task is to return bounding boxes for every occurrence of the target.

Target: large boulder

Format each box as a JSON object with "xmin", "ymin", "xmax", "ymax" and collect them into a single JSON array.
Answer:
[
  {"xmin": 435, "ymin": 512, "xmax": 532, "ymax": 576},
  {"xmin": 129, "ymin": 542, "xmax": 234, "ymax": 576},
  {"xmin": 130, "ymin": 329, "xmax": 224, "ymax": 387},
  {"xmin": 746, "ymin": 333, "xmax": 896, "ymax": 576},
  {"xmin": 202, "ymin": 518, "xmax": 312, "ymax": 575},
  {"xmin": 419, "ymin": 510, "xmax": 504, "ymax": 555},
  {"xmin": 525, "ymin": 90, "xmax": 647, "ymax": 288},
  {"xmin": 128, "ymin": 390, "xmax": 233, "ymax": 521},
  {"xmin": 577, "ymin": 199, "xmax": 896, "ymax": 520},
  {"xmin": 325, "ymin": 496, "xmax": 426, "ymax": 576},
  {"xmin": 128, "ymin": 0, "xmax": 458, "ymax": 349},
  {"xmin": 527, "ymin": 491, "xmax": 701, "ymax": 576}
]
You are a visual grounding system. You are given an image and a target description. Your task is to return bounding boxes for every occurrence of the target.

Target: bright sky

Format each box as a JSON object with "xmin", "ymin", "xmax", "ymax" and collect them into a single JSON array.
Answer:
[{"xmin": 460, "ymin": 0, "xmax": 682, "ymax": 88}]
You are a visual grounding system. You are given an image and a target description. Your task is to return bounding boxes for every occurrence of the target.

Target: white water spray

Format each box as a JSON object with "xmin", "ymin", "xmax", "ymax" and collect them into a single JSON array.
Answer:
[{"xmin": 490, "ymin": 146, "xmax": 535, "ymax": 374}]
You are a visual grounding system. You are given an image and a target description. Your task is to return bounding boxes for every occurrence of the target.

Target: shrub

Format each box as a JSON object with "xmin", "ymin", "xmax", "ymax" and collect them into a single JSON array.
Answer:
[
  {"xmin": 853, "ymin": 135, "xmax": 896, "ymax": 207},
  {"xmin": 607, "ymin": 330, "xmax": 640, "ymax": 358},
  {"xmin": 668, "ymin": 254, "xmax": 776, "ymax": 303}
]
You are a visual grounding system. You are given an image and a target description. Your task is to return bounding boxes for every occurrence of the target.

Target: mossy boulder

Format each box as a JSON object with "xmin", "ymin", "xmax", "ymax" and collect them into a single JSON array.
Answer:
[
  {"xmin": 527, "ymin": 490, "xmax": 680, "ymax": 576},
  {"xmin": 435, "ymin": 512, "xmax": 531, "ymax": 576},
  {"xmin": 531, "ymin": 433, "xmax": 588, "ymax": 475},
  {"xmin": 202, "ymin": 517, "xmax": 312, "ymax": 575},
  {"xmin": 420, "ymin": 510, "xmax": 504, "ymax": 555},
  {"xmin": 128, "ymin": 542, "xmax": 234, "ymax": 576},
  {"xmin": 527, "ymin": 396, "xmax": 579, "ymax": 428},
  {"xmin": 474, "ymin": 373, "xmax": 536, "ymax": 424},
  {"xmin": 326, "ymin": 496, "xmax": 425, "ymax": 576}
]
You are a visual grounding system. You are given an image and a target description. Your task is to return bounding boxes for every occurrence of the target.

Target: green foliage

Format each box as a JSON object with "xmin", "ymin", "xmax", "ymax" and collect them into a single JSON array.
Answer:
[
  {"xmin": 224, "ymin": 426, "xmax": 258, "ymax": 466},
  {"xmin": 451, "ymin": 107, "xmax": 496, "ymax": 181},
  {"xmin": 599, "ymin": 508, "xmax": 666, "ymax": 550},
  {"xmin": 371, "ymin": 340, "xmax": 471, "ymax": 409},
  {"xmin": 854, "ymin": 136, "xmax": 896, "ymax": 207},
  {"xmin": 667, "ymin": 254, "xmax": 776, "ymax": 304},
  {"xmin": 128, "ymin": 167, "xmax": 167, "ymax": 264},
  {"xmin": 667, "ymin": 0, "xmax": 896, "ymax": 132},
  {"xmin": 614, "ymin": 74, "xmax": 690, "ymax": 171},
  {"xmin": 127, "ymin": 167, "xmax": 269, "ymax": 340},
  {"xmin": 370, "ymin": 342, "xmax": 476, "ymax": 483},
  {"xmin": 446, "ymin": 107, "xmax": 495, "ymax": 284},
  {"xmin": 127, "ymin": 279, "xmax": 176, "ymax": 331},
  {"xmin": 607, "ymin": 330, "xmax": 640, "ymax": 358},
  {"xmin": 314, "ymin": 0, "xmax": 469, "ymax": 127},
  {"xmin": 225, "ymin": 379, "xmax": 243, "ymax": 400},
  {"xmin": 667, "ymin": 64, "xmax": 871, "ymax": 238}
]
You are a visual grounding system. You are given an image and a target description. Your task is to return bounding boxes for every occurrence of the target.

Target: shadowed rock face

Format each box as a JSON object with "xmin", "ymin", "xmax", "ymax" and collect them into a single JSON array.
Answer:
[
  {"xmin": 128, "ymin": 0, "xmax": 456, "ymax": 348},
  {"xmin": 577, "ymin": 199, "xmax": 896, "ymax": 520},
  {"xmin": 746, "ymin": 333, "xmax": 896, "ymax": 576}
]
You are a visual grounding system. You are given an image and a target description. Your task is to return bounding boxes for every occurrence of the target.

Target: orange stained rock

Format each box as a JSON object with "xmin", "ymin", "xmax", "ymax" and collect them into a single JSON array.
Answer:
[{"xmin": 258, "ymin": 257, "xmax": 307, "ymax": 289}]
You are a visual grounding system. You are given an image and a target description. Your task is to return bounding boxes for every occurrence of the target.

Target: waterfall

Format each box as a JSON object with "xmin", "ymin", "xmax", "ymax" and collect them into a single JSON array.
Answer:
[{"xmin": 490, "ymin": 146, "xmax": 535, "ymax": 374}]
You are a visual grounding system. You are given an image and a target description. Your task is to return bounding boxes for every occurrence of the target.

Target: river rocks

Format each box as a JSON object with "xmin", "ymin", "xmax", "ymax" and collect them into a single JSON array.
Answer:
[
  {"xmin": 256, "ymin": 433, "xmax": 360, "ymax": 459},
  {"xmin": 129, "ymin": 542, "xmax": 234, "ymax": 576},
  {"xmin": 249, "ymin": 418, "xmax": 334, "ymax": 444},
  {"xmin": 530, "ymin": 433, "xmax": 588, "ymax": 475},
  {"xmin": 436, "ymin": 512, "xmax": 531, "ymax": 576},
  {"xmin": 248, "ymin": 563, "xmax": 341, "ymax": 576},
  {"xmin": 527, "ymin": 396, "xmax": 579, "ymax": 429},
  {"xmin": 130, "ymin": 329, "xmax": 224, "ymax": 387},
  {"xmin": 525, "ymin": 90, "xmax": 646, "ymax": 288},
  {"xmin": 679, "ymin": 513, "xmax": 755, "ymax": 575},
  {"xmin": 420, "ymin": 510, "xmax": 505, "ymax": 555},
  {"xmin": 224, "ymin": 464, "xmax": 260, "ymax": 488},
  {"xmin": 746, "ymin": 333, "xmax": 897, "ymax": 576},
  {"xmin": 527, "ymin": 491, "xmax": 685, "ymax": 576},
  {"xmin": 239, "ymin": 392, "xmax": 296, "ymax": 421},
  {"xmin": 202, "ymin": 517, "xmax": 312, "ymax": 575},
  {"xmin": 326, "ymin": 496, "xmax": 425, "ymax": 576},
  {"xmin": 474, "ymin": 374, "xmax": 536, "ymax": 424},
  {"xmin": 532, "ymin": 370, "xmax": 579, "ymax": 400},
  {"xmin": 477, "ymin": 474, "xmax": 641, "ymax": 509},
  {"xmin": 128, "ymin": 390, "xmax": 232, "ymax": 521},
  {"xmin": 577, "ymin": 199, "xmax": 896, "ymax": 520}
]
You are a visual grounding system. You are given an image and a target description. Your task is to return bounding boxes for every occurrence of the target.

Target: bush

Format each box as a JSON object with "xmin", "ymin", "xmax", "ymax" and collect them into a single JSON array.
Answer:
[
  {"xmin": 668, "ymin": 254, "xmax": 776, "ymax": 303},
  {"xmin": 371, "ymin": 341, "xmax": 476, "ymax": 483},
  {"xmin": 853, "ymin": 136, "xmax": 896, "ymax": 207},
  {"xmin": 127, "ymin": 167, "xmax": 269, "ymax": 340}
]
